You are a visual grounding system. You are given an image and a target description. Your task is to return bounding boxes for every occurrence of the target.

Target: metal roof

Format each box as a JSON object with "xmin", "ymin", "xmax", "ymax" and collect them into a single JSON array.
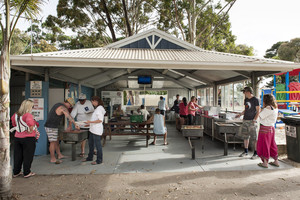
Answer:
[
  {"xmin": 19, "ymin": 47, "xmax": 290, "ymax": 64},
  {"xmin": 10, "ymin": 28, "xmax": 300, "ymax": 90}
]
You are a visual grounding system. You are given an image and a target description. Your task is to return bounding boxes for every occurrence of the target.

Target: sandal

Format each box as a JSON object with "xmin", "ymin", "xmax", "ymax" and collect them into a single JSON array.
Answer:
[
  {"xmin": 163, "ymin": 142, "xmax": 169, "ymax": 145},
  {"xmin": 79, "ymin": 153, "xmax": 85, "ymax": 157},
  {"xmin": 269, "ymin": 162, "xmax": 280, "ymax": 167},
  {"xmin": 82, "ymin": 158, "xmax": 93, "ymax": 162},
  {"xmin": 257, "ymin": 163, "xmax": 268, "ymax": 168},
  {"xmin": 13, "ymin": 172, "xmax": 23, "ymax": 178},
  {"xmin": 149, "ymin": 142, "xmax": 155, "ymax": 145},
  {"xmin": 50, "ymin": 160, "xmax": 62, "ymax": 164},
  {"xmin": 24, "ymin": 172, "xmax": 35, "ymax": 178},
  {"xmin": 91, "ymin": 161, "xmax": 102, "ymax": 165}
]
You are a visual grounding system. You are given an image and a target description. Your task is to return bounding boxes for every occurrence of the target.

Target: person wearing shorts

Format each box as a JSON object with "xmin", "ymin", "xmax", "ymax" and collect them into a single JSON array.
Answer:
[
  {"xmin": 158, "ymin": 96, "xmax": 168, "ymax": 116},
  {"xmin": 44, "ymin": 98, "xmax": 79, "ymax": 164},
  {"xmin": 236, "ymin": 87, "xmax": 260, "ymax": 159}
]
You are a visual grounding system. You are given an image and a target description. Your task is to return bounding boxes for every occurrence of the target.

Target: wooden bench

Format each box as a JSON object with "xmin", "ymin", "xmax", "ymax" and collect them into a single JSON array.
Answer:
[{"xmin": 103, "ymin": 121, "xmax": 164, "ymax": 147}]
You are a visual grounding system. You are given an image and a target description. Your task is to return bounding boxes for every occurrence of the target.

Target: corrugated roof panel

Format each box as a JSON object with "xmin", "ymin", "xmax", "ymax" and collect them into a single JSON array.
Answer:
[{"xmin": 27, "ymin": 48, "xmax": 293, "ymax": 65}]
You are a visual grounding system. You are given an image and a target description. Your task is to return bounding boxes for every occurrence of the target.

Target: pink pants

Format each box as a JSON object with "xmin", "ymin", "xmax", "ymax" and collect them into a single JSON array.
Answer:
[{"xmin": 257, "ymin": 125, "xmax": 278, "ymax": 162}]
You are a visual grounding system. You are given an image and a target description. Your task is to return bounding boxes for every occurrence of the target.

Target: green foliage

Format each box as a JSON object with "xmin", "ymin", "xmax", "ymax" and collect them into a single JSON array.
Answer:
[
  {"xmin": 156, "ymin": 0, "xmax": 252, "ymax": 55},
  {"xmin": 264, "ymin": 41, "xmax": 286, "ymax": 58},
  {"xmin": 0, "ymin": 29, "xmax": 30, "ymax": 55},
  {"xmin": 278, "ymin": 38, "xmax": 300, "ymax": 62},
  {"xmin": 229, "ymin": 44, "xmax": 254, "ymax": 56}
]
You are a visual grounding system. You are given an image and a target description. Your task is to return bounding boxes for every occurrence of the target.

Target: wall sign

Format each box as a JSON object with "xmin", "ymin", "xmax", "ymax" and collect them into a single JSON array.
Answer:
[{"xmin": 30, "ymin": 98, "xmax": 44, "ymax": 121}]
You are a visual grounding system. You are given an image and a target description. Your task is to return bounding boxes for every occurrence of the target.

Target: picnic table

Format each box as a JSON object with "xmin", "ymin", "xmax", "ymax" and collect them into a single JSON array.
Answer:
[{"xmin": 103, "ymin": 119, "xmax": 155, "ymax": 147}]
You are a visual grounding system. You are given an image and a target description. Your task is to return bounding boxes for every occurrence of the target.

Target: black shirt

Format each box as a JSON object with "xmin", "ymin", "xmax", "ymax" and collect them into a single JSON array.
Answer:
[
  {"xmin": 243, "ymin": 96, "xmax": 260, "ymax": 120},
  {"xmin": 45, "ymin": 103, "xmax": 65, "ymax": 128},
  {"xmin": 172, "ymin": 99, "xmax": 180, "ymax": 114}
]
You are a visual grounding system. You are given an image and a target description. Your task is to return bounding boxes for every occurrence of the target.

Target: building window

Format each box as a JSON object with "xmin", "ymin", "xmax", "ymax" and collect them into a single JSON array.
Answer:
[{"xmin": 220, "ymin": 82, "xmax": 245, "ymax": 111}]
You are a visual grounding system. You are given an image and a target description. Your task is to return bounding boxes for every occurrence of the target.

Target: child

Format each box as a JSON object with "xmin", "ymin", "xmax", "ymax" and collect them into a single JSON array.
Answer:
[
  {"xmin": 147, "ymin": 108, "xmax": 168, "ymax": 145},
  {"xmin": 257, "ymin": 94, "xmax": 279, "ymax": 168}
]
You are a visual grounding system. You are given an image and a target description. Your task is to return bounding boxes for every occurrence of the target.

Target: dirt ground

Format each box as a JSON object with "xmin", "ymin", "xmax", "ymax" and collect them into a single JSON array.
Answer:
[{"xmin": 12, "ymin": 164, "xmax": 300, "ymax": 200}]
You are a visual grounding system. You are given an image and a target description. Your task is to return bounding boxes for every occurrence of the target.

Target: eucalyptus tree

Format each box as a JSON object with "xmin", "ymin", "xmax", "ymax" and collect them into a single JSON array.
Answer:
[
  {"xmin": 264, "ymin": 41, "xmax": 286, "ymax": 59},
  {"xmin": 278, "ymin": 38, "xmax": 300, "ymax": 63},
  {"xmin": 0, "ymin": 1, "xmax": 45, "ymax": 199},
  {"xmin": 157, "ymin": 0, "xmax": 238, "ymax": 50},
  {"xmin": 48, "ymin": 0, "xmax": 157, "ymax": 43}
]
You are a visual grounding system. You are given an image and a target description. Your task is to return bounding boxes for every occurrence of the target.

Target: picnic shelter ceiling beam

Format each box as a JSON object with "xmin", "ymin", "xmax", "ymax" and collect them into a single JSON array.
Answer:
[
  {"xmin": 150, "ymin": 69, "xmax": 194, "ymax": 90},
  {"xmin": 79, "ymin": 69, "xmax": 124, "ymax": 84},
  {"xmin": 95, "ymin": 69, "xmax": 142, "ymax": 89},
  {"xmin": 171, "ymin": 69, "xmax": 213, "ymax": 85},
  {"xmin": 233, "ymin": 70, "xmax": 251, "ymax": 78},
  {"xmin": 215, "ymin": 75, "xmax": 247, "ymax": 85}
]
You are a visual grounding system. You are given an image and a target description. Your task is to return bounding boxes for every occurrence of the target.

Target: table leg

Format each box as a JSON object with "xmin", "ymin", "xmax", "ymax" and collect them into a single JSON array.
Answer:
[
  {"xmin": 71, "ymin": 143, "xmax": 76, "ymax": 161},
  {"xmin": 201, "ymin": 136, "xmax": 204, "ymax": 154},
  {"xmin": 146, "ymin": 136, "xmax": 148, "ymax": 147},
  {"xmin": 102, "ymin": 135, "xmax": 106, "ymax": 147},
  {"xmin": 188, "ymin": 137, "xmax": 195, "ymax": 160},
  {"xmin": 224, "ymin": 133, "xmax": 228, "ymax": 156}
]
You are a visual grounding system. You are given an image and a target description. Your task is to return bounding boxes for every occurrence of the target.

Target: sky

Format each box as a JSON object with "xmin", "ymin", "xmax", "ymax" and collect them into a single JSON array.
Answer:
[{"xmin": 16, "ymin": 0, "xmax": 300, "ymax": 58}]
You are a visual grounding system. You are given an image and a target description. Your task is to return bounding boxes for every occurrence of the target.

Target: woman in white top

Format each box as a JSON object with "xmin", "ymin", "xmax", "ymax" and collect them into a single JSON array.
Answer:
[
  {"xmin": 147, "ymin": 108, "xmax": 168, "ymax": 145},
  {"xmin": 257, "ymin": 94, "xmax": 279, "ymax": 168},
  {"xmin": 83, "ymin": 96, "xmax": 106, "ymax": 165}
]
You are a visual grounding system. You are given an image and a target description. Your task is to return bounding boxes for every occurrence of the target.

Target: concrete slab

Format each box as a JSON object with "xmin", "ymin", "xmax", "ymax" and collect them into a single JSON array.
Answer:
[{"xmin": 17, "ymin": 122, "xmax": 293, "ymax": 175}]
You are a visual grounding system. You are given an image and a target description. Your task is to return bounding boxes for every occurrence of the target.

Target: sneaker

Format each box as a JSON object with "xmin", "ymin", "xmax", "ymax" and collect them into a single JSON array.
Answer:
[
  {"xmin": 251, "ymin": 154, "xmax": 259, "ymax": 160},
  {"xmin": 239, "ymin": 152, "xmax": 248, "ymax": 157}
]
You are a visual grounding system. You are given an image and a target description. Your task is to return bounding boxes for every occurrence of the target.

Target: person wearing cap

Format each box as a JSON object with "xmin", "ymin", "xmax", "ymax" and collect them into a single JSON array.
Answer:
[
  {"xmin": 45, "ymin": 97, "xmax": 80, "ymax": 164},
  {"xmin": 236, "ymin": 86, "xmax": 260, "ymax": 159},
  {"xmin": 71, "ymin": 93, "xmax": 94, "ymax": 157}
]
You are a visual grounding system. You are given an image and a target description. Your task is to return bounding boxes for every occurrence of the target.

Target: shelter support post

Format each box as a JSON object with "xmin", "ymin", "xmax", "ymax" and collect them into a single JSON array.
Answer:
[
  {"xmin": 44, "ymin": 68, "xmax": 49, "ymax": 82},
  {"xmin": 78, "ymin": 83, "xmax": 82, "ymax": 95},
  {"xmin": 213, "ymin": 84, "xmax": 218, "ymax": 106},
  {"xmin": 251, "ymin": 72, "xmax": 258, "ymax": 97},
  {"xmin": 25, "ymin": 72, "xmax": 30, "ymax": 82},
  {"xmin": 286, "ymin": 72, "xmax": 289, "ymax": 107},
  {"xmin": 273, "ymin": 75, "xmax": 276, "ymax": 98}
]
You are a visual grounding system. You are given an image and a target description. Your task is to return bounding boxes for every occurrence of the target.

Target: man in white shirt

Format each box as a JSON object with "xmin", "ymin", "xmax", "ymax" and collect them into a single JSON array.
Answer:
[
  {"xmin": 158, "ymin": 96, "xmax": 168, "ymax": 116},
  {"xmin": 140, "ymin": 105, "xmax": 150, "ymax": 121},
  {"xmin": 71, "ymin": 93, "xmax": 94, "ymax": 157}
]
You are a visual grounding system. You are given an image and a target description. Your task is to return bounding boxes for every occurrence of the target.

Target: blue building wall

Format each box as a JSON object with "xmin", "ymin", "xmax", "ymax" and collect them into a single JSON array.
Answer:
[{"xmin": 25, "ymin": 81, "xmax": 49, "ymax": 156}]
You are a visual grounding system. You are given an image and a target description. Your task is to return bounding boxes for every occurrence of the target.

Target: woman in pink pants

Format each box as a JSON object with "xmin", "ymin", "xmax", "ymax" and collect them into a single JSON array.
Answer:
[{"xmin": 257, "ymin": 94, "xmax": 279, "ymax": 168}]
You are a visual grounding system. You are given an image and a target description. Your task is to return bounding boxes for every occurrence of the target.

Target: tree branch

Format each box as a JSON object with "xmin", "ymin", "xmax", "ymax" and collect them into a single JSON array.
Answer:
[
  {"xmin": 199, "ymin": 0, "xmax": 236, "ymax": 47},
  {"xmin": 173, "ymin": 0, "xmax": 185, "ymax": 41},
  {"xmin": 122, "ymin": 0, "xmax": 132, "ymax": 36}
]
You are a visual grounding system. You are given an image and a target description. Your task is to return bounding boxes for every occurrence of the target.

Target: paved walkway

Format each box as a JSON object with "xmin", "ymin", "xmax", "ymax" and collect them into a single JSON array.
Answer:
[{"xmin": 26, "ymin": 123, "xmax": 293, "ymax": 175}]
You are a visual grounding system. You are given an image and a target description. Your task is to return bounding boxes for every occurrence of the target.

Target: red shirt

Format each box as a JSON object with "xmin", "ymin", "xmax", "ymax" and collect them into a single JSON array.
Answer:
[
  {"xmin": 11, "ymin": 113, "xmax": 39, "ymax": 138},
  {"xmin": 179, "ymin": 102, "xmax": 188, "ymax": 116}
]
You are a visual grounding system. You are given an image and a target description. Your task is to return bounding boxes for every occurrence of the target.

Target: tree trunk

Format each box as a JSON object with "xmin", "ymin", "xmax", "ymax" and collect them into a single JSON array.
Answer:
[
  {"xmin": 122, "ymin": 0, "xmax": 132, "ymax": 36},
  {"xmin": 0, "ymin": 1, "xmax": 12, "ymax": 199},
  {"xmin": 0, "ymin": 42, "xmax": 12, "ymax": 200},
  {"xmin": 101, "ymin": 0, "xmax": 117, "ymax": 42}
]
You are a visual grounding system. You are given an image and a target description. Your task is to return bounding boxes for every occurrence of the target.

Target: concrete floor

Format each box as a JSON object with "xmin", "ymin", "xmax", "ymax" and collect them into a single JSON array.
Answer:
[{"xmin": 27, "ymin": 123, "xmax": 292, "ymax": 175}]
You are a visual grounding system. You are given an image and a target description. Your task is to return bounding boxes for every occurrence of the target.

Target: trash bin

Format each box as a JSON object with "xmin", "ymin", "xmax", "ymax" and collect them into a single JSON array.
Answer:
[{"xmin": 281, "ymin": 115, "xmax": 300, "ymax": 163}]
